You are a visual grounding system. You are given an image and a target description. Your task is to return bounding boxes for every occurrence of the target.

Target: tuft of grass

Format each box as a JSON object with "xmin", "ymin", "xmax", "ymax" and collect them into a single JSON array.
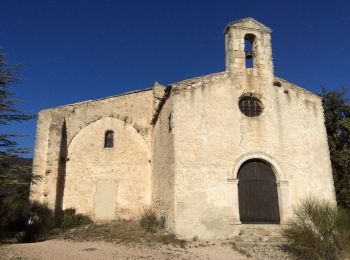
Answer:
[
  {"xmin": 282, "ymin": 197, "xmax": 350, "ymax": 260},
  {"xmin": 230, "ymin": 242, "xmax": 253, "ymax": 258},
  {"xmin": 139, "ymin": 208, "xmax": 165, "ymax": 233},
  {"xmin": 55, "ymin": 208, "xmax": 92, "ymax": 230},
  {"xmin": 58, "ymin": 219, "xmax": 186, "ymax": 247}
]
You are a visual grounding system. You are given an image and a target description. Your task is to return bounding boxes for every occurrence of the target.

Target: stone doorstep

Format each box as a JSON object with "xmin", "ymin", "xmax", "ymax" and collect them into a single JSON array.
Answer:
[
  {"xmin": 237, "ymin": 224, "xmax": 284, "ymax": 234},
  {"xmin": 236, "ymin": 234, "xmax": 284, "ymax": 241},
  {"xmin": 231, "ymin": 226, "xmax": 290, "ymax": 260},
  {"xmin": 234, "ymin": 224, "xmax": 287, "ymax": 245},
  {"xmin": 233, "ymin": 241, "xmax": 284, "ymax": 248}
]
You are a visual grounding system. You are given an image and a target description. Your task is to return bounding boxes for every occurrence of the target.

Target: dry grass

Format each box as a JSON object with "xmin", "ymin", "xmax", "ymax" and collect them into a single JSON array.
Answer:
[
  {"xmin": 282, "ymin": 197, "xmax": 350, "ymax": 260},
  {"xmin": 139, "ymin": 208, "xmax": 165, "ymax": 233},
  {"xmin": 55, "ymin": 219, "xmax": 186, "ymax": 248}
]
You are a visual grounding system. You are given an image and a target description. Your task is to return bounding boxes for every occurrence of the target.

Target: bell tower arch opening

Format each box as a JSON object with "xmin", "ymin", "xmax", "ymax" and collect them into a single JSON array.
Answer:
[
  {"xmin": 224, "ymin": 17, "xmax": 274, "ymax": 78},
  {"xmin": 244, "ymin": 33, "xmax": 256, "ymax": 68}
]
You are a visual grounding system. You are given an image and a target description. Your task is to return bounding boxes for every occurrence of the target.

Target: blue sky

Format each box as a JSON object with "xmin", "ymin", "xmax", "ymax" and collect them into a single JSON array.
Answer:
[{"xmin": 1, "ymin": 0, "xmax": 349, "ymax": 158}]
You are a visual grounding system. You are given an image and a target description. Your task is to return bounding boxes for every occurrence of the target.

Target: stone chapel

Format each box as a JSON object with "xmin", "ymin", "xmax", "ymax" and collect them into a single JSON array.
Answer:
[{"xmin": 30, "ymin": 18, "xmax": 336, "ymax": 239}]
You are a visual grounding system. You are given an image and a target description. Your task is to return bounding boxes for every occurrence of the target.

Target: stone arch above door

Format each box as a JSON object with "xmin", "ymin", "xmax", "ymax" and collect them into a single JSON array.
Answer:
[{"xmin": 230, "ymin": 152, "xmax": 285, "ymax": 182}]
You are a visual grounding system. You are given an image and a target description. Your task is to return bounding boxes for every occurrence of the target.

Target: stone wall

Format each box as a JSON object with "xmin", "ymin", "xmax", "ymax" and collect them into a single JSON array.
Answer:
[
  {"xmin": 30, "ymin": 89, "xmax": 154, "ymax": 219},
  {"xmin": 151, "ymin": 87, "xmax": 176, "ymax": 231},
  {"xmin": 169, "ymin": 71, "xmax": 335, "ymax": 239},
  {"xmin": 64, "ymin": 116, "xmax": 151, "ymax": 219}
]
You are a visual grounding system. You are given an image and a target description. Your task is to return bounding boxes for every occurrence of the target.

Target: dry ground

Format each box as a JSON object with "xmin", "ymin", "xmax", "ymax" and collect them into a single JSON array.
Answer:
[
  {"xmin": 0, "ymin": 239, "xmax": 249, "ymax": 260},
  {"xmin": 0, "ymin": 221, "xmax": 249, "ymax": 260}
]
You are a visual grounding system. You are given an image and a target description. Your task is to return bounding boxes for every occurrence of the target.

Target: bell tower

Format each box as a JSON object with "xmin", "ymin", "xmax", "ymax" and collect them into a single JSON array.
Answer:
[{"xmin": 224, "ymin": 18, "xmax": 274, "ymax": 79}]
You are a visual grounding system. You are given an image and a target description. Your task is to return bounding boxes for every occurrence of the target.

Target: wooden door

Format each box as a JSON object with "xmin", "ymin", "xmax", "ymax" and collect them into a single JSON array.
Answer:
[{"xmin": 238, "ymin": 160, "xmax": 280, "ymax": 224}]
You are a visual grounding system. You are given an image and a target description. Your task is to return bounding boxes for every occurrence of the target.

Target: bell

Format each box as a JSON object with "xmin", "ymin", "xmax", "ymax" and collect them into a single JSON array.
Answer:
[{"xmin": 246, "ymin": 51, "xmax": 254, "ymax": 59}]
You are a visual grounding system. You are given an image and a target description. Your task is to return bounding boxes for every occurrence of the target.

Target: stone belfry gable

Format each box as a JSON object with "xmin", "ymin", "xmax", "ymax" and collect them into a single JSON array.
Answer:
[
  {"xmin": 224, "ymin": 17, "xmax": 274, "ymax": 80},
  {"xmin": 224, "ymin": 17, "xmax": 272, "ymax": 33}
]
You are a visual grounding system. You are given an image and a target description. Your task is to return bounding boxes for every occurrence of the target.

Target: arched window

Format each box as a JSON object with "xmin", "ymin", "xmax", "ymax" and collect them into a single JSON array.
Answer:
[
  {"xmin": 244, "ymin": 34, "xmax": 256, "ymax": 68},
  {"xmin": 104, "ymin": 130, "xmax": 114, "ymax": 148}
]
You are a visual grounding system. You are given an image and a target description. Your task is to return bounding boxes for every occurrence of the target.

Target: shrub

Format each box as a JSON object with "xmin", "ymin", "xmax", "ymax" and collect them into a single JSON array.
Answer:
[
  {"xmin": 55, "ymin": 208, "xmax": 92, "ymax": 230},
  {"xmin": 0, "ymin": 195, "xmax": 92, "ymax": 242},
  {"xmin": 0, "ymin": 194, "xmax": 29, "ymax": 238},
  {"xmin": 21, "ymin": 202, "xmax": 55, "ymax": 242},
  {"xmin": 21, "ymin": 206, "xmax": 92, "ymax": 242},
  {"xmin": 139, "ymin": 208, "xmax": 165, "ymax": 233},
  {"xmin": 282, "ymin": 197, "xmax": 350, "ymax": 260}
]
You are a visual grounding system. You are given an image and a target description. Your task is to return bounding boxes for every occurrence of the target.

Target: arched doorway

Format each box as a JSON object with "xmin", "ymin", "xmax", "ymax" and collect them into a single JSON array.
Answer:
[{"xmin": 238, "ymin": 159, "xmax": 280, "ymax": 224}]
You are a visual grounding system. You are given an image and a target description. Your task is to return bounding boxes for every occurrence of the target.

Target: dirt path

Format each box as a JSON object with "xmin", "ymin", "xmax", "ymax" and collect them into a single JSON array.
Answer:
[{"xmin": 0, "ymin": 239, "xmax": 249, "ymax": 260}]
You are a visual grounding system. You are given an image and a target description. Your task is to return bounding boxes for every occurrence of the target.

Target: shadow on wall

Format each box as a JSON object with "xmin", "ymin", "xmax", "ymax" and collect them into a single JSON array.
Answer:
[{"xmin": 55, "ymin": 120, "xmax": 67, "ymax": 212}]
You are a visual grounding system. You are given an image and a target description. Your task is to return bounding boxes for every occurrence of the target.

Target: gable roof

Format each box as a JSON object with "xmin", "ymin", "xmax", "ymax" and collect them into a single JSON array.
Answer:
[{"xmin": 224, "ymin": 17, "xmax": 272, "ymax": 33}]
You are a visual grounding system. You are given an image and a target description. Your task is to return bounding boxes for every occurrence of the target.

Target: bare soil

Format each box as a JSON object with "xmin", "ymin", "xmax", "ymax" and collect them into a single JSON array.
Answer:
[
  {"xmin": 0, "ymin": 239, "xmax": 249, "ymax": 260},
  {"xmin": 0, "ymin": 221, "xmax": 249, "ymax": 260}
]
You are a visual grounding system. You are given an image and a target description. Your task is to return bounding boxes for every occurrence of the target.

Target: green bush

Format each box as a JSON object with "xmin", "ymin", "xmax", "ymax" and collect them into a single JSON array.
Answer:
[
  {"xmin": 282, "ymin": 197, "xmax": 350, "ymax": 260},
  {"xmin": 55, "ymin": 208, "xmax": 92, "ymax": 230},
  {"xmin": 21, "ymin": 206, "xmax": 92, "ymax": 242},
  {"xmin": 21, "ymin": 202, "xmax": 55, "ymax": 242},
  {"xmin": 0, "ymin": 196, "xmax": 55, "ymax": 242},
  {"xmin": 139, "ymin": 208, "xmax": 165, "ymax": 233},
  {"xmin": 0, "ymin": 194, "xmax": 92, "ymax": 242},
  {"xmin": 0, "ymin": 195, "xmax": 29, "ymax": 238}
]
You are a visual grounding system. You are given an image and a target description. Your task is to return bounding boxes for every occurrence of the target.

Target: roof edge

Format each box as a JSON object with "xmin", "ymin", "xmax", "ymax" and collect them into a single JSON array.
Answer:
[
  {"xmin": 224, "ymin": 17, "xmax": 272, "ymax": 33},
  {"xmin": 42, "ymin": 87, "xmax": 153, "ymax": 111},
  {"xmin": 169, "ymin": 71, "xmax": 228, "ymax": 89},
  {"xmin": 274, "ymin": 76, "xmax": 321, "ymax": 99}
]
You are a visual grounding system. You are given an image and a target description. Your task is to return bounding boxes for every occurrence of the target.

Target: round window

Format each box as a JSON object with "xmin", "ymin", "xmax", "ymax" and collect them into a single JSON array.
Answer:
[{"xmin": 239, "ymin": 96, "xmax": 263, "ymax": 117}]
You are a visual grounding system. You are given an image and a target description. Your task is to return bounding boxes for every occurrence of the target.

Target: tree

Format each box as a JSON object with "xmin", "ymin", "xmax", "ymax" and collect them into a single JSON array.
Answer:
[
  {"xmin": 0, "ymin": 52, "xmax": 34, "ymax": 156},
  {"xmin": 321, "ymin": 88, "xmax": 350, "ymax": 210},
  {"xmin": 0, "ymin": 52, "xmax": 34, "ymax": 195}
]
